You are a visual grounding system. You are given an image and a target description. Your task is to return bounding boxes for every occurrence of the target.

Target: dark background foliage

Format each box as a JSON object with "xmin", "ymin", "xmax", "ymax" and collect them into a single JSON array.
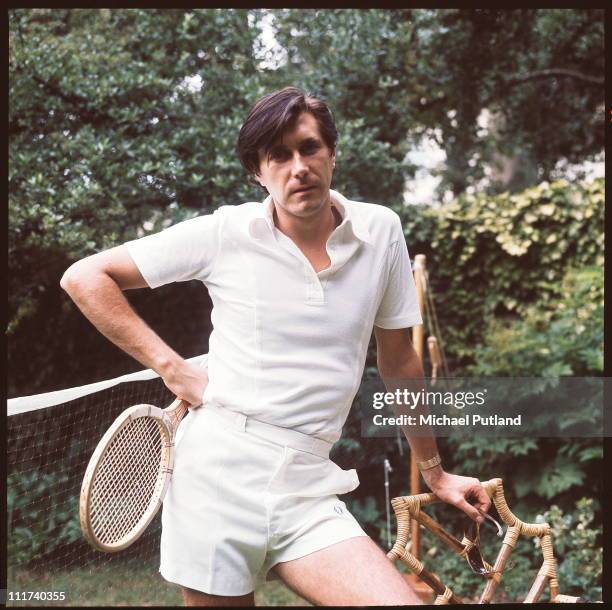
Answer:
[{"xmin": 9, "ymin": 8, "xmax": 604, "ymax": 396}]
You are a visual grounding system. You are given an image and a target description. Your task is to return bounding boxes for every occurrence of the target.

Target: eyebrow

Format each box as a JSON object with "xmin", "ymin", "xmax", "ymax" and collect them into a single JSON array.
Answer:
[{"xmin": 268, "ymin": 137, "xmax": 321, "ymax": 155}]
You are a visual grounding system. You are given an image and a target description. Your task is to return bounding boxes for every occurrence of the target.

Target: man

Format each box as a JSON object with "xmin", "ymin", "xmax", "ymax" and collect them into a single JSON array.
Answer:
[{"xmin": 61, "ymin": 87, "xmax": 490, "ymax": 606}]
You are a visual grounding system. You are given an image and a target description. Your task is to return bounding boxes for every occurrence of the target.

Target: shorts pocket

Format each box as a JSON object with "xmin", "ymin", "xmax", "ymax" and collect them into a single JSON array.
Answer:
[{"xmin": 276, "ymin": 448, "xmax": 360, "ymax": 498}]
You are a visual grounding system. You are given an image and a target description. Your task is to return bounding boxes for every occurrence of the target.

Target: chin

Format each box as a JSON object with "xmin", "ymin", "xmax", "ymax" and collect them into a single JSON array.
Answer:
[
  {"xmin": 274, "ymin": 188, "xmax": 330, "ymax": 218},
  {"xmin": 294, "ymin": 191, "xmax": 328, "ymax": 209},
  {"xmin": 293, "ymin": 199, "xmax": 325, "ymax": 216}
]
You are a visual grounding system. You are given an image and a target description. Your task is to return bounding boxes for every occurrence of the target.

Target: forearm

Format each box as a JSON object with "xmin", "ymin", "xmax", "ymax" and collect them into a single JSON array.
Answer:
[
  {"xmin": 60, "ymin": 265, "xmax": 183, "ymax": 377},
  {"xmin": 375, "ymin": 329, "xmax": 491, "ymax": 518},
  {"xmin": 377, "ymin": 350, "xmax": 444, "ymax": 485}
]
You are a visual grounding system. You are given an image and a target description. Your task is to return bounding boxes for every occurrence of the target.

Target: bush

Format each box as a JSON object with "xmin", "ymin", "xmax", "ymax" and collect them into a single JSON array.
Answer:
[
  {"xmin": 7, "ymin": 471, "xmax": 81, "ymax": 567},
  {"xmin": 470, "ymin": 265, "xmax": 603, "ymax": 377},
  {"xmin": 448, "ymin": 264, "xmax": 604, "ymax": 514},
  {"xmin": 398, "ymin": 178, "xmax": 604, "ymax": 372},
  {"xmin": 535, "ymin": 498, "xmax": 602, "ymax": 601}
]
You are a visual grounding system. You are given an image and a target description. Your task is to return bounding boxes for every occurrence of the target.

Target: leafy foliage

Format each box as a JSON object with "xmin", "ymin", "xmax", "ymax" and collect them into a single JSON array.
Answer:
[
  {"xmin": 414, "ymin": 255, "xmax": 603, "ymax": 601},
  {"xmin": 9, "ymin": 9, "xmax": 261, "ymax": 393},
  {"xmin": 9, "ymin": 10, "xmax": 603, "ymax": 396},
  {"xmin": 472, "ymin": 266, "xmax": 603, "ymax": 377},
  {"xmin": 535, "ymin": 498, "xmax": 602, "ymax": 601},
  {"xmin": 7, "ymin": 471, "xmax": 81, "ymax": 566},
  {"xmin": 270, "ymin": 9, "xmax": 604, "ymax": 197},
  {"xmin": 341, "ymin": 182, "xmax": 603, "ymax": 599},
  {"xmin": 400, "ymin": 178, "xmax": 604, "ymax": 372},
  {"xmin": 438, "ymin": 261, "xmax": 603, "ymax": 517}
]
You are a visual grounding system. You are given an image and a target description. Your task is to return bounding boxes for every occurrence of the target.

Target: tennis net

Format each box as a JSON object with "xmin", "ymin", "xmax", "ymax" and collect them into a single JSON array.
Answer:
[{"xmin": 6, "ymin": 354, "xmax": 207, "ymax": 607}]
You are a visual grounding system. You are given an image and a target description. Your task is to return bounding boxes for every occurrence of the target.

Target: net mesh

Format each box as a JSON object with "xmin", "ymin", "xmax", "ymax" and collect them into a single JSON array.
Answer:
[
  {"xmin": 88, "ymin": 416, "xmax": 165, "ymax": 547},
  {"xmin": 6, "ymin": 359, "xmax": 206, "ymax": 607}
]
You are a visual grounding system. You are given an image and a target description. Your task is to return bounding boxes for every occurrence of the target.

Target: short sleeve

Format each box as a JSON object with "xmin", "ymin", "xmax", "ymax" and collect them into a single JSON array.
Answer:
[
  {"xmin": 374, "ymin": 216, "xmax": 423, "ymax": 329},
  {"xmin": 125, "ymin": 209, "xmax": 224, "ymax": 289}
]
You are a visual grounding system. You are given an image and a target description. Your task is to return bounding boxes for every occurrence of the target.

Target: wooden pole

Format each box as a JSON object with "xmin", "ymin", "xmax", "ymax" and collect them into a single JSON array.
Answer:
[
  {"xmin": 410, "ymin": 254, "xmax": 426, "ymax": 559},
  {"xmin": 523, "ymin": 569, "xmax": 549, "ymax": 604},
  {"xmin": 427, "ymin": 336, "xmax": 442, "ymax": 382},
  {"xmin": 399, "ymin": 255, "xmax": 433, "ymax": 602}
]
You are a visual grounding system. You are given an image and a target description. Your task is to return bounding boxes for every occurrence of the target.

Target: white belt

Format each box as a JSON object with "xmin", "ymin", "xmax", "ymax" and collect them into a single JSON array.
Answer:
[{"xmin": 204, "ymin": 403, "xmax": 333, "ymax": 458}]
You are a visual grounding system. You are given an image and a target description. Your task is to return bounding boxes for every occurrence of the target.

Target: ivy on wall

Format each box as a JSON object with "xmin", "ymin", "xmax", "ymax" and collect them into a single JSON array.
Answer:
[{"xmin": 399, "ymin": 177, "xmax": 604, "ymax": 371}]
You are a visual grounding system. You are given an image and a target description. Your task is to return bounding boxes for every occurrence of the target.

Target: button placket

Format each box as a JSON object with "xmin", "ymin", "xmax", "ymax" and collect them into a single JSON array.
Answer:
[
  {"xmin": 306, "ymin": 266, "xmax": 325, "ymax": 304},
  {"xmin": 274, "ymin": 228, "xmax": 331, "ymax": 305},
  {"xmin": 304, "ymin": 264, "xmax": 313, "ymax": 300}
]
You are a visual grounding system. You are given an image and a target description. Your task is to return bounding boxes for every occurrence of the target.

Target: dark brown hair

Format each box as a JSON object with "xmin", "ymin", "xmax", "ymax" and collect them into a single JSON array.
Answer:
[{"xmin": 237, "ymin": 87, "xmax": 338, "ymax": 183}]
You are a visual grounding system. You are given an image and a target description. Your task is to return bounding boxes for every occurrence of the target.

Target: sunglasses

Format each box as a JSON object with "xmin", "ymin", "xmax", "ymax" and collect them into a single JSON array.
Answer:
[{"xmin": 463, "ymin": 508, "xmax": 515, "ymax": 577}]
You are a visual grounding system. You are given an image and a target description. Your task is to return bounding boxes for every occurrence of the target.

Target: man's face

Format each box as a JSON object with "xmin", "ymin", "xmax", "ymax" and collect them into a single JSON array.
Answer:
[{"xmin": 255, "ymin": 112, "xmax": 336, "ymax": 219}]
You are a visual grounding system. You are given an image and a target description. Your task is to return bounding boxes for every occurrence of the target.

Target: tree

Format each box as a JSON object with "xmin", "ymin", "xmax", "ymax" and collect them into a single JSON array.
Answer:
[
  {"xmin": 9, "ymin": 9, "xmax": 263, "ymax": 393},
  {"xmin": 268, "ymin": 9, "xmax": 604, "ymax": 198},
  {"xmin": 9, "ymin": 9, "xmax": 604, "ymax": 395}
]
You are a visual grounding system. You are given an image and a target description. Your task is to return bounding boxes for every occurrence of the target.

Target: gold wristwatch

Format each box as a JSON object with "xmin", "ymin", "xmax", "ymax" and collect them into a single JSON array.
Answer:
[{"xmin": 416, "ymin": 454, "xmax": 442, "ymax": 471}]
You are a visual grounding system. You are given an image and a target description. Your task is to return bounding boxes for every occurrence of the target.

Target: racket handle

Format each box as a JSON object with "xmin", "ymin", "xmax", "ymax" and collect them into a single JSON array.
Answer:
[
  {"xmin": 164, "ymin": 398, "xmax": 190, "ymax": 429},
  {"xmin": 167, "ymin": 397, "xmax": 190, "ymax": 409}
]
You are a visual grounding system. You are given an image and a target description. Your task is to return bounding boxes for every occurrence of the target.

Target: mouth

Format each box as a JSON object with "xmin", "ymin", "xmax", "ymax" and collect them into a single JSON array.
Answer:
[{"xmin": 292, "ymin": 185, "xmax": 317, "ymax": 195}]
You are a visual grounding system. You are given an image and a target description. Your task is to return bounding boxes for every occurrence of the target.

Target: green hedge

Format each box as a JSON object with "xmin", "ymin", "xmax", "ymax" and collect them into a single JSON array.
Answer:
[
  {"xmin": 398, "ymin": 178, "xmax": 604, "ymax": 371},
  {"xmin": 7, "ymin": 471, "xmax": 81, "ymax": 567}
]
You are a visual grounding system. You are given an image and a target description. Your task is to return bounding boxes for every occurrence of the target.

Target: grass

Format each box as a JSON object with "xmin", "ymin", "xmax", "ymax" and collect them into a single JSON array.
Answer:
[{"xmin": 7, "ymin": 560, "xmax": 310, "ymax": 607}]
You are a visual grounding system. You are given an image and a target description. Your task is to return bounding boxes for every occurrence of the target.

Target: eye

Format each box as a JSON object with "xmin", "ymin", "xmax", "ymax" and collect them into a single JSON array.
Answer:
[
  {"xmin": 301, "ymin": 141, "xmax": 321, "ymax": 155},
  {"xmin": 269, "ymin": 148, "xmax": 290, "ymax": 162}
]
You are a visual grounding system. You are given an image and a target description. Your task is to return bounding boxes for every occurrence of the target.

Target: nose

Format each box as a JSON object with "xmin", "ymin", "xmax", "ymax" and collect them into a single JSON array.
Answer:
[{"xmin": 290, "ymin": 152, "xmax": 308, "ymax": 177}]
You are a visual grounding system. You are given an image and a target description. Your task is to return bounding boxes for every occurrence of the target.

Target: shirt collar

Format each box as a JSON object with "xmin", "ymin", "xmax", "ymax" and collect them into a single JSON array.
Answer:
[
  {"xmin": 329, "ymin": 190, "xmax": 372, "ymax": 245},
  {"xmin": 248, "ymin": 189, "xmax": 372, "ymax": 245},
  {"xmin": 247, "ymin": 195, "xmax": 277, "ymax": 240}
]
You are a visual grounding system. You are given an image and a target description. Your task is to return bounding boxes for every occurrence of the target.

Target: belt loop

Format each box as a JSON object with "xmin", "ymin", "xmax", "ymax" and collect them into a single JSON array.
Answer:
[
  {"xmin": 226, "ymin": 407, "xmax": 246, "ymax": 431},
  {"xmin": 308, "ymin": 437, "xmax": 317, "ymax": 455},
  {"xmin": 235, "ymin": 411, "xmax": 247, "ymax": 432},
  {"xmin": 313, "ymin": 437, "xmax": 331, "ymax": 458},
  {"xmin": 208, "ymin": 404, "xmax": 247, "ymax": 432}
]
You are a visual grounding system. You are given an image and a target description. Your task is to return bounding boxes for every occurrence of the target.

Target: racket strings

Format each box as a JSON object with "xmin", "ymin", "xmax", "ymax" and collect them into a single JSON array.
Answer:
[
  {"xmin": 91, "ymin": 420, "xmax": 162, "ymax": 541},
  {"xmin": 89, "ymin": 417, "xmax": 166, "ymax": 544}
]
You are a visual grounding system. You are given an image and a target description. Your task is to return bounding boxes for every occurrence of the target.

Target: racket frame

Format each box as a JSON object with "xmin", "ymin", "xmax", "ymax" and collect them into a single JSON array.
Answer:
[{"xmin": 79, "ymin": 400, "xmax": 186, "ymax": 552}]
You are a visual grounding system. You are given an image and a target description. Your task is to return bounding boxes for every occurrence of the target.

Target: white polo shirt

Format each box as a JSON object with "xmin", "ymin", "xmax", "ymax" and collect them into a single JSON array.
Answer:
[{"xmin": 126, "ymin": 189, "xmax": 422, "ymax": 443}]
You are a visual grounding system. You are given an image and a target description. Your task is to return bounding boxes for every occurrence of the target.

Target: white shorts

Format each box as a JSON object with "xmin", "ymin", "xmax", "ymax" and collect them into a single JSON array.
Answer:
[{"xmin": 159, "ymin": 403, "xmax": 367, "ymax": 596}]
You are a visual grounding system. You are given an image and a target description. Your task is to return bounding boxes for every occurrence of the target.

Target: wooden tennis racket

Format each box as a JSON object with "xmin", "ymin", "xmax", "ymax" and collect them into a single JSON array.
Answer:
[{"xmin": 79, "ymin": 397, "xmax": 189, "ymax": 552}]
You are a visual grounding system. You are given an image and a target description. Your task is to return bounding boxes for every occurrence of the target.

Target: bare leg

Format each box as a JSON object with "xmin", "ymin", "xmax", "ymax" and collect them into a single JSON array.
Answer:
[
  {"xmin": 182, "ymin": 586, "xmax": 255, "ymax": 607},
  {"xmin": 273, "ymin": 536, "xmax": 423, "ymax": 606}
]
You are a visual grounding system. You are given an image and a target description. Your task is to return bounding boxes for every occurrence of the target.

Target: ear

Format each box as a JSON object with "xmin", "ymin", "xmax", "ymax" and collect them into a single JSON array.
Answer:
[
  {"xmin": 331, "ymin": 148, "xmax": 336, "ymax": 168},
  {"xmin": 253, "ymin": 173, "xmax": 269, "ymax": 193}
]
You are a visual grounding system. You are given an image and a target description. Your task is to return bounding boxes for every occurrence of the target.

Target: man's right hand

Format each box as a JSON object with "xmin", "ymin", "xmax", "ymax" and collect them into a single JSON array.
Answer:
[{"xmin": 161, "ymin": 358, "xmax": 209, "ymax": 408}]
